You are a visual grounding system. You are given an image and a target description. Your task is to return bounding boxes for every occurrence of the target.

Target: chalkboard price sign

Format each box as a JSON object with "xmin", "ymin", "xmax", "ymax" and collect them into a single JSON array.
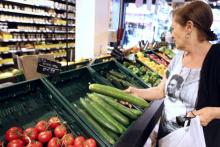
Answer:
[{"xmin": 37, "ymin": 58, "xmax": 61, "ymax": 75}]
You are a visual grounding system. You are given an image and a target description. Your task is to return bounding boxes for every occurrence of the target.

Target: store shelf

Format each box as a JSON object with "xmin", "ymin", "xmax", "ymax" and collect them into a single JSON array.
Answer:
[
  {"xmin": 0, "ymin": 0, "xmax": 75, "ymax": 78},
  {"xmin": 0, "ymin": 20, "xmax": 75, "ymax": 27},
  {"xmin": 0, "ymin": 9, "xmax": 75, "ymax": 20},
  {"xmin": 1, "ymin": 29, "xmax": 75, "ymax": 34},
  {"xmin": 0, "ymin": 8, "xmax": 51, "ymax": 17},
  {"xmin": 2, "ymin": 0, "xmax": 52, "ymax": 9},
  {"xmin": 0, "ymin": 38, "xmax": 75, "ymax": 43},
  {"xmin": 0, "ymin": 50, "xmax": 22, "ymax": 54},
  {"xmin": 2, "ymin": 0, "xmax": 75, "ymax": 12},
  {"xmin": 37, "ymin": 47, "xmax": 75, "ymax": 51},
  {"xmin": 55, "ymin": 0, "xmax": 76, "ymax": 6}
]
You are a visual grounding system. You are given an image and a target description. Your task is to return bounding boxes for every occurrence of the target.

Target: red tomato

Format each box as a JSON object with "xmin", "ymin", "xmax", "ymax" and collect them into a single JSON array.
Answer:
[
  {"xmin": 74, "ymin": 136, "xmax": 85, "ymax": 147},
  {"xmin": 26, "ymin": 141, "xmax": 43, "ymax": 147},
  {"xmin": 54, "ymin": 125, "xmax": 67, "ymax": 138},
  {"xmin": 0, "ymin": 141, "xmax": 3, "ymax": 147},
  {"xmin": 7, "ymin": 139, "xmax": 24, "ymax": 147},
  {"xmin": 38, "ymin": 131, "xmax": 52, "ymax": 143},
  {"xmin": 83, "ymin": 138, "xmax": 97, "ymax": 147},
  {"xmin": 48, "ymin": 116, "xmax": 61, "ymax": 129},
  {"xmin": 35, "ymin": 120, "xmax": 48, "ymax": 132},
  {"xmin": 5, "ymin": 127, "xmax": 23, "ymax": 142},
  {"xmin": 62, "ymin": 133, "xmax": 75, "ymax": 145},
  {"xmin": 22, "ymin": 127, "xmax": 38, "ymax": 143},
  {"xmin": 47, "ymin": 137, "xmax": 61, "ymax": 147}
]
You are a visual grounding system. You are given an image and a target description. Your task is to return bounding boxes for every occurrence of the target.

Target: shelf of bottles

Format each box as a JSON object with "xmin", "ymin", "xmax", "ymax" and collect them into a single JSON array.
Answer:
[{"xmin": 0, "ymin": 0, "xmax": 75, "ymax": 76}]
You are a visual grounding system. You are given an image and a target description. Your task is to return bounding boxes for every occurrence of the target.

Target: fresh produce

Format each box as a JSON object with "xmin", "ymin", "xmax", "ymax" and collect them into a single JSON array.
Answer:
[
  {"xmin": 100, "ymin": 69, "xmax": 141, "ymax": 89},
  {"xmin": 2, "ymin": 116, "xmax": 97, "ymax": 147},
  {"xmin": 35, "ymin": 120, "xmax": 48, "ymax": 132},
  {"xmin": 37, "ymin": 130, "xmax": 52, "ymax": 143},
  {"xmin": 137, "ymin": 55, "xmax": 166, "ymax": 77},
  {"xmin": 87, "ymin": 93, "xmax": 129, "ymax": 126},
  {"xmin": 146, "ymin": 53, "xmax": 169, "ymax": 67},
  {"xmin": 7, "ymin": 139, "xmax": 24, "ymax": 147},
  {"xmin": 155, "ymin": 52, "xmax": 171, "ymax": 62},
  {"xmin": 74, "ymin": 136, "xmax": 85, "ymax": 147},
  {"xmin": 89, "ymin": 83, "xmax": 149, "ymax": 108},
  {"xmin": 80, "ymin": 98, "xmax": 120, "ymax": 133},
  {"xmin": 0, "ymin": 141, "xmax": 3, "ymax": 147},
  {"xmin": 158, "ymin": 46, "xmax": 175, "ymax": 59},
  {"xmin": 48, "ymin": 116, "xmax": 61, "ymax": 129},
  {"xmin": 26, "ymin": 141, "xmax": 42, "ymax": 147},
  {"xmin": 89, "ymin": 100, "xmax": 126, "ymax": 133},
  {"xmin": 54, "ymin": 125, "xmax": 67, "ymax": 138},
  {"xmin": 94, "ymin": 93, "xmax": 142, "ymax": 119},
  {"xmin": 5, "ymin": 127, "xmax": 23, "ymax": 142},
  {"xmin": 84, "ymin": 138, "xmax": 97, "ymax": 147},
  {"xmin": 47, "ymin": 137, "xmax": 61, "ymax": 147},
  {"xmin": 123, "ymin": 61, "xmax": 161, "ymax": 87},
  {"xmin": 73, "ymin": 104, "xmax": 115, "ymax": 144},
  {"xmin": 61, "ymin": 134, "xmax": 75, "ymax": 146},
  {"xmin": 23, "ymin": 127, "xmax": 38, "ymax": 143}
]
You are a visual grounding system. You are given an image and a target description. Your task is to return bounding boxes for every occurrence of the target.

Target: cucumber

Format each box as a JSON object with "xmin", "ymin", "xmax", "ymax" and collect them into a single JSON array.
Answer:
[
  {"xmin": 130, "ymin": 108, "xmax": 143, "ymax": 116},
  {"xmin": 80, "ymin": 98, "xmax": 120, "ymax": 133},
  {"xmin": 109, "ymin": 70, "xmax": 127, "ymax": 79},
  {"xmin": 103, "ymin": 128, "xmax": 120, "ymax": 141},
  {"xmin": 73, "ymin": 104, "xmax": 115, "ymax": 144},
  {"xmin": 89, "ymin": 83, "xmax": 149, "ymax": 108},
  {"xmin": 95, "ymin": 93, "xmax": 139, "ymax": 119},
  {"xmin": 87, "ymin": 93, "xmax": 130, "ymax": 126},
  {"xmin": 106, "ymin": 73, "xmax": 124, "ymax": 89},
  {"xmin": 89, "ymin": 100, "xmax": 127, "ymax": 133}
]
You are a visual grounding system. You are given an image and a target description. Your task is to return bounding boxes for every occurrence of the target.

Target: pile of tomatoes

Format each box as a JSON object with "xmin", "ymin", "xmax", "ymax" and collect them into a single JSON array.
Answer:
[{"xmin": 1, "ymin": 116, "xmax": 97, "ymax": 147}]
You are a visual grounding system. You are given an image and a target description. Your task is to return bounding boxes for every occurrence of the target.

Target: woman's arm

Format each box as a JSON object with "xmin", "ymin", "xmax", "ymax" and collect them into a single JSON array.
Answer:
[{"xmin": 126, "ymin": 77, "xmax": 166, "ymax": 101}]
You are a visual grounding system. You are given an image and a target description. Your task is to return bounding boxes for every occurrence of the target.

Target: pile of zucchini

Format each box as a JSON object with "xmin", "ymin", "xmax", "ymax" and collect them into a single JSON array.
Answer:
[
  {"xmin": 74, "ymin": 84, "xmax": 149, "ymax": 145},
  {"xmin": 101, "ymin": 69, "xmax": 141, "ymax": 90}
]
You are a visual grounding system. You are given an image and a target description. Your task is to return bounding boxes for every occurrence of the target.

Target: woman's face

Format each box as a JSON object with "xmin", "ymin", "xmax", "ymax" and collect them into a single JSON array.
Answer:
[{"xmin": 171, "ymin": 17, "xmax": 187, "ymax": 50}]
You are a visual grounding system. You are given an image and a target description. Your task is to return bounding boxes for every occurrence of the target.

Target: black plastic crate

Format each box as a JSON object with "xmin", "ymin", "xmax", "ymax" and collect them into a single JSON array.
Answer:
[
  {"xmin": 43, "ymin": 67, "xmax": 147, "ymax": 146},
  {"xmin": 61, "ymin": 59, "xmax": 90, "ymax": 71},
  {"xmin": 118, "ymin": 59, "xmax": 161, "ymax": 87},
  {"xmin": 93, "ymin": 56, "xmax": 113, "ymax": 64},
  {"xmin": 0, "ymin": 79, "xmax": 106, "ymax": 146},
  {"xmin": 45, "ymin": 67, "xmax": 112, "ymax": 104},
  {"xmin": 90, "ymin": 60, "xmax": 148, "ymax": 90}
]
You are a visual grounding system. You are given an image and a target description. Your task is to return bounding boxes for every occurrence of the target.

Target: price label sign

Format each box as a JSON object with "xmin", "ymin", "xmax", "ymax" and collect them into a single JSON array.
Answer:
[{"xmin": 37, "ymin": 58, "xmax": 61, "ymax": 75}]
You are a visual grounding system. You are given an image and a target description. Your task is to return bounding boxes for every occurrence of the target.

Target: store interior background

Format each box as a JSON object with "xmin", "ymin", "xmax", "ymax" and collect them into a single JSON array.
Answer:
[
  {"xmin": 0, "ymin": 0, "xmax": 220, "ymax": 83},
  {"xmin": 117, "ymin": 0, "xmax": 220, "ymax": 48}
]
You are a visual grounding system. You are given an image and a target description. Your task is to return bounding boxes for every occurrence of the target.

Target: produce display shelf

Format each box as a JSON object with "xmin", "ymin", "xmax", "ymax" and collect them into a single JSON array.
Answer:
[
  {"xmin": 90, "ymin": 60, "xmax": 148, "ymax": 90},
  {"xmin": 42, "ymin": 67, "xmax": 163, "ymax": 147},
  {"xmin": 137, "ymin": 58, "xmax": 164, "ymax": 78},
  {"xmin": 0, "ymin": 79, "xmax": 106, "ymax": 146},
  {"xmin": 118, "ymin": 59, "xmax": 160, "ymax": 88}
]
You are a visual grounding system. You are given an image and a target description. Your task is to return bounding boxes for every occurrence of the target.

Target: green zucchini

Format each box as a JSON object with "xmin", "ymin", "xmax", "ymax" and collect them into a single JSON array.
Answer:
[
  {"xmin": 95, "ymin": 93, "xmax": 138, "ymax": 119},
  {"xmin": 109, "ymin": 70, "xmax": 127, "ymax": 79},
  {"xmin": 89, "ymin": 83, "xmax": 149, "ymax": 108},
  {"xmin": 106, "ymin": 73, "xmax": 124, "ymax": 89},
  {"xmin": 89, "ymin": 100, "xmax": 126, "ymax": 133},
  {"xmin": 87, "ymin": 93, "xmax": 129, "ymax": 126},
  {"xmin": 130, "ymin": 108, "xmax": 143, "ymax": 116},
  {"xmin": 73, "ymin": 104, "xmax": 115, "ymax": 144},
  {"xmin": 103, "ymin": 128, "xmax": 120, "ymax": 141},
  {"xmin": 80, "ymin": 98, "xmax": 120, "ymax": 133}
]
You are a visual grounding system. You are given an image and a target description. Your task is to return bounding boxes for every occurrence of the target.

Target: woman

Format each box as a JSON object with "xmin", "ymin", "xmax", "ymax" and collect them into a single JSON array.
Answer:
[{"xmin": 126, "ymin": 1, "xmax": 220, "ymax": 146}]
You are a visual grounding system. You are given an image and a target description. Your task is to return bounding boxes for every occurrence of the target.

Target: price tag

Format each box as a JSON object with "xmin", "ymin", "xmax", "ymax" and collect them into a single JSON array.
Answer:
[{"xmin": 37, "ymin": 58, "xmax": 61, "ymax": 75}]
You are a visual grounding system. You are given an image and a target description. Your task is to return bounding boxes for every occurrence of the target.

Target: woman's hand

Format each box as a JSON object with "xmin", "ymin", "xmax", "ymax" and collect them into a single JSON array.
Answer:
[
  {"xmin": 124, "ymin": 87, "xmax": 140, "ymax": 97},
  {"xmin": 189, "ymin": 107, "xmax": 216, "ymax": 126}
]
